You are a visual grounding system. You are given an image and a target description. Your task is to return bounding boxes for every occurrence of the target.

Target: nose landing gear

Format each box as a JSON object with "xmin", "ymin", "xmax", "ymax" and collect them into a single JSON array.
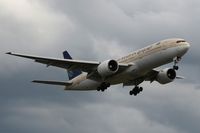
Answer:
[
  {"xmin": 173, "ymin": 65, "xmax": 179, "ymax": 70},
  {"xmin": 173, "ymin": 56, "xmax": 181, "ymax": 70}
]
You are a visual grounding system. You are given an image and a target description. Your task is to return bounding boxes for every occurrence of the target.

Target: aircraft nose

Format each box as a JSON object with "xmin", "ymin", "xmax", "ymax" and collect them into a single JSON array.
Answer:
[
  {"xmin": 178, "ymin": 42, "xmax": 190, "ymax": 55},
  {"xmin": 184, "ymin": 42, "xmax": 190, "ymax": 51}
]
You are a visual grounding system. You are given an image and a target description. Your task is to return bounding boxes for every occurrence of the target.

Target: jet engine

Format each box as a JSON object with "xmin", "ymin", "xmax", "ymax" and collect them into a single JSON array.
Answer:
[
  {"xmin": 156, "ymin": 68, "xmax": 176, "ymax": 84},
  {"xmin": 97, "ymin": 60, "xmax": 119, "ymax": 77}
]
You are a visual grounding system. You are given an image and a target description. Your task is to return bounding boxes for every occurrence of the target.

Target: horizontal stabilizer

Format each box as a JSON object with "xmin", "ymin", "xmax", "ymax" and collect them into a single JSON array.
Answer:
[{"xmin": 32, "ymin": 80, "xmax": 73, "ymax": 86}]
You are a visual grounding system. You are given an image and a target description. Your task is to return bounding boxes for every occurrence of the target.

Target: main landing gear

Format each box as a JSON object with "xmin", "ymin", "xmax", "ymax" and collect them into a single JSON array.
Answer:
[
  {"xmin": 173, "ymin": 56, "xmax": 181, "ymax": 70},
  {"xmin": 97, "ymin": 82, "xmax": 110, "ymax": 92},
  {"xmin": 129, "ymin": 86, "xmax": 143, "ymax": 96}
]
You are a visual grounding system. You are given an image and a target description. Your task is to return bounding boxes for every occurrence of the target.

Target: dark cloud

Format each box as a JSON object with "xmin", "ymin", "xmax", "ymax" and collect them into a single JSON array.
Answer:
[
  {"xmin": 195, "ymin": 85, "xmax": 200, "ymax": 90},
  {"xmin": 0, "ymin": 0, "xmax": 200, "ymax": 133}
]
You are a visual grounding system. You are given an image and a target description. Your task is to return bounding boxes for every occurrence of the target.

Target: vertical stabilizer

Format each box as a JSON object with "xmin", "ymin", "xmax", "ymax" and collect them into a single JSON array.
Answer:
[{"xmin": 63, "ymin": 51, "xmax": 82, "ymax": 80}]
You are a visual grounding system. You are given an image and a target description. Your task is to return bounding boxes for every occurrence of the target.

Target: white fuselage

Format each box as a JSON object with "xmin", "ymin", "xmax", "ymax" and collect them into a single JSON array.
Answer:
[{"xmin": 65, "ymin": 38, "xmax": 190, "ymax": 90}]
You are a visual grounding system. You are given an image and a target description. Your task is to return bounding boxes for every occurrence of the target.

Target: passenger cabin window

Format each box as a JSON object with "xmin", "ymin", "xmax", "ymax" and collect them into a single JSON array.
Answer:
[{"xmin": 176, "ymin": 40, "xmax": 186, "ymax": 43}]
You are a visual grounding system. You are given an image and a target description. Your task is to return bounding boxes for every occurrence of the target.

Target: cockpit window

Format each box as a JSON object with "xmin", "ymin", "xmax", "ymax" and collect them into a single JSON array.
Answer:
[{"xmin": 176, "ymin": 40, "xmax": 186, "ymax": 43}]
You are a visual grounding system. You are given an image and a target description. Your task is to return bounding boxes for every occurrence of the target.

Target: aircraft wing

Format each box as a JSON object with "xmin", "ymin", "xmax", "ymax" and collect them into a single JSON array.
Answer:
[
  {"xmin": 144, "ymin": 70, "xmax": 159, "ymax": 82},
  {"xmin": 6, "ymin": 52, "xmax": 129, "ymax": 74}
]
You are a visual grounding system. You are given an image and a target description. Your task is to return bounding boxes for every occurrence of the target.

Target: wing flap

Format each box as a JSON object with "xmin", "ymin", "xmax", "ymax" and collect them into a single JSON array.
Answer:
[{"xmin": 32, "ymin": 80, "xmax": 73, "ymax": 86}]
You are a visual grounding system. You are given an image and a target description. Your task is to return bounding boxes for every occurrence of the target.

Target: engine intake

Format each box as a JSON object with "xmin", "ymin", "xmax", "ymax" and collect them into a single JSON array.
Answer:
[
  {"xmin": 156, "ymin": 68, "xmax": 176, "ymax": 84},
  {"xmin": 97, "ymin": 60, "xmax": 119, "ymax": 77}
]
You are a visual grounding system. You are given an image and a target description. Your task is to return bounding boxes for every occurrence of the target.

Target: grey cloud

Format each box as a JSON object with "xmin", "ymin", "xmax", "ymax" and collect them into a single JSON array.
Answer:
[
  {"xmin": 195, "ymin": 85, "xmax": 200, "ymax": 90},
  {"xmin": 1, "ymin": 79, "xmax": 199, "ymax": 133},
  {"xmin": 0, "ymin": 101, "xmax": 179, "ymax": 133},
  {"xmin": 44, "ymin": 0, "xmax": 200, "ymax": 65}
]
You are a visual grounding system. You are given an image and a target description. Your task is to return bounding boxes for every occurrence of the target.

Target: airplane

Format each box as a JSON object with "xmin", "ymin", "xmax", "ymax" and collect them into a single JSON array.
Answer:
[{"xmin": 6, "ymin": 38, "xmax": 190, "ymax": 96}]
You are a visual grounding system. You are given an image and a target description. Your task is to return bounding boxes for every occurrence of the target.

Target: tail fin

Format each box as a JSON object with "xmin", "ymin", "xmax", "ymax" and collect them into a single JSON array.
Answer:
[
  {"xmin": 63, "ymin": 50, "xmax": 72, "ymax": 59},
  {"xmin": 63, "ymin": 51, "xmax": 82, "ymax": 80}
]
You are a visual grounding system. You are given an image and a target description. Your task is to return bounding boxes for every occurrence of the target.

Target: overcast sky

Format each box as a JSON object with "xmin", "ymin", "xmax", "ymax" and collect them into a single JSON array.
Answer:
[{"xmin": 0, "ymin": 0, "xmax": 200, "ymax": 133}]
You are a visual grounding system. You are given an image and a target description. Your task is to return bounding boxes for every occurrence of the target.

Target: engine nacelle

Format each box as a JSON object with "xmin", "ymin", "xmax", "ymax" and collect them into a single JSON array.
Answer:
[
  {"xmin": 156, "ymin": 68, "xmax": 176, "ymax": 84},
  {"xmin": 97, "ymin": 60, "xmax": 119, "ymax": 77}
]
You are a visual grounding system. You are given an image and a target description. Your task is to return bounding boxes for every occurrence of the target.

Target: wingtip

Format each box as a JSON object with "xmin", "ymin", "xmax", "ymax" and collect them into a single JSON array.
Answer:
[
  {"xmin": 6, "ymin": 52, "xmax": 12, "ymax": 55},
  {"xmin": 32, "ymin": 80, "xmax": 40, "ymax": 84}
]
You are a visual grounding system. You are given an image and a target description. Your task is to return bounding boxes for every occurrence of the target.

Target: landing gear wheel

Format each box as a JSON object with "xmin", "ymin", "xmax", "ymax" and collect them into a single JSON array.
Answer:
[
  {"xmin": 173, "ymin": 56, "xmax": 181, "ymax": 71},
  {"xmin": 173, "ymin": 65, "xmax": 179, "ymax": 70},
  {"xmin": 139, "ymin": 87, "xmax": 143, "ymax": 92},
  {"xmin": 101, "ymin": 89, "xmax": 105, "ymax": 92},
  {"xmin": 129, "ymin": 90, "xmax": 133, "ymax": 95},
  {"xmin": 135, "ymin": 87, "xmax": 140, "ymax": 94},
  {"xmin": 133, "ymin": 91, "xmax": 137, "ymax": 96},
  {"xmin": 130, "ymin": 90, "xmax": 137, "ymax": 96},
  {"xmin": 130, "ymin": 86, "xmax": 143, "ymax": 96},
  {"xmin": 97, "ymin": 82, "xmax": 110, "ymax": 92}
]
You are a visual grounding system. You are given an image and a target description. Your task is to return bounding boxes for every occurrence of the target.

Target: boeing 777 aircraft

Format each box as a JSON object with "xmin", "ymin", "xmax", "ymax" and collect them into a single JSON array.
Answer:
[{"xmin": 7, "ymin": 38, "xmax": 190, "ymax": 96}]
